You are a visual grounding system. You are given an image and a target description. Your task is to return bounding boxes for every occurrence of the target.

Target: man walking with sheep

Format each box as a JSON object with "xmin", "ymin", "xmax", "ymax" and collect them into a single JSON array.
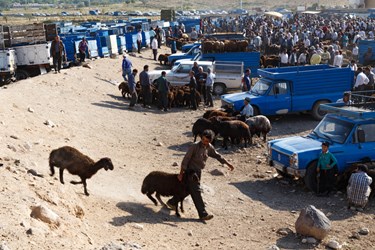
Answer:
[{"xmin": 167, "ymin": 129, "xmax": 234, "ymax": 221}]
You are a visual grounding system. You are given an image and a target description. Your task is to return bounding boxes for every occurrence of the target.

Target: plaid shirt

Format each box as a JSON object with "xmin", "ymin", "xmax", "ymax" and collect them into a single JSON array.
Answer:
[{"xmin": 347, "ymin": 171, "xmax": 373, "ymax": 207}]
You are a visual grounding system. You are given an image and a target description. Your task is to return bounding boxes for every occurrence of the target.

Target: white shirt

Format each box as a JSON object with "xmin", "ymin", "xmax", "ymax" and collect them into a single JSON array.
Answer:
[
  {"xmin": 354, "ymin": 72, "xmax": 369, "ymax": 88},
  {"xmin": 205, "ymin": 72, "xmax": 215, "ymax": 87},
  {"xmin": 333, "ymin": 54, "xmax": 343, "ymax": 67},
  {"xmin": 352, "ymin": 46, "xmax": 359, "ymax": 56},
  {"xmin": 298, "ymin": 53, "xmax": 307, "ymax": 64},
  {"xmin": 137, "ymin": 32, "xmax": 142, "ymax": 42},
  {"xmin": 241, "ymin": 103, "xmax": 253, "ymax": 117},
  {"xmin": 151, "ymin": 38, "xmax": 158, "ymax": 49},
  {"xmin": 280, "ymin": 53, "xmax": 288, "ymax": 64}
]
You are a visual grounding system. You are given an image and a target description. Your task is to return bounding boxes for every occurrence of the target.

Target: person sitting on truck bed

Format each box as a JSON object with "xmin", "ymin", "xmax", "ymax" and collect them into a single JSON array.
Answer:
[
  {"xmin": 336, "ymin": 92, "xmax": 353, "ymax": 105},
  {"xmin": 347, "ymin": 164, "xmax": 373, "ymax": 211},
  {"xmin": 237, "ymin": 97, "xmax": 253, "ymax": 121},
  {"xmin": 316, "ymin": 141, "xmax": 338, "ymax": 197},
  {"xmin": 364, "ymin": 67, "xmax": 375, "ymax": 91}
]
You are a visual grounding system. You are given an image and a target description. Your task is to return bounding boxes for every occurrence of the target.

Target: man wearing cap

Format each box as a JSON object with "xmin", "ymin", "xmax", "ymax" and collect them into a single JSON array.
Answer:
[
  {"xmin": 347, "ymin": 164, "xmax": 373, "ymax": 211},
  {"xmin": 122, "ymin": 54, "xmax": 132, "ymax": 82},
  {"xmin": 316, "ymin": 142, "xmax": 338, "ymax": 196},
  {"xmin": 238, "ymin": 97, "xmax": 253, "ymax": 121}
]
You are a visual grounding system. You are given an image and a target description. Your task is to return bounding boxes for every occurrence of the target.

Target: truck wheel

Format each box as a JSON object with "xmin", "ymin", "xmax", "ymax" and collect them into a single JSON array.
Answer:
[
  {"xmin": 15, "ymin": 70, "xmax": 29, "ymax": 81},
  {"xmin": 252, "ymin": 106, "xmax": 260, "ymax": 116},
  {"xmin": 312, "ymin": 100, "xmax": 329, "ymax": 120},
  {"xmin": 213, "ymin": 83, "xmax": 226, "ymax": 95},
  {"xmin": 304, "ymin": 161, "xmax": 318, "ymax": 193}
]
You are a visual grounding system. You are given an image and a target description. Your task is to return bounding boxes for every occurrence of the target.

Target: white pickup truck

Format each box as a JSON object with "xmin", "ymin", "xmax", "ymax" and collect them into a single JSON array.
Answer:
[{"xmin": 148, "ymin": 61, "xmax": 243, "ymax": 95}]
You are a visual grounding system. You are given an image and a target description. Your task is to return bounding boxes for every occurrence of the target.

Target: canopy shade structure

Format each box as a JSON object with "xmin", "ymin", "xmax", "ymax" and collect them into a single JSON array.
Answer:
[{"xmin": 264, "ymin": 11, "xmax": 283, "ymax": 18}]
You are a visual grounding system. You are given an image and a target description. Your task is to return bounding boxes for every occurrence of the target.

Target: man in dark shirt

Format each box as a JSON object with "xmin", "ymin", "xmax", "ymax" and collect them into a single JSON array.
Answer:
[
  {"xmin": 167, "ymin": 129, "xmax": 234, "ymax": 221},
  {"xmin": 196, "ymin": 66, "xmax": 207, "ymax": 103},
  {"xmin": 188, "ymin": 70, "xmax": 197, "ymax": 110},
  {"xmin": 139, "ymin": 65, "xmax": 152, "ymax": 109},
  {"xmin": 50, "ymin": 35, "xmax": 66, "ymax": 73},
  {"xmin": 154, "ymin": 71, "xmax": 170, "ymax": 112},
  {"xmin": 128, "ymin": 69, "xmax": 138, "ymax": 109}
]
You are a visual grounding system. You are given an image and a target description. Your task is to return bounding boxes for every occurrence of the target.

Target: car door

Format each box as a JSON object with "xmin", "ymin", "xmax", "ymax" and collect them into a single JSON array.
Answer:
[
  {"xmin": 264, "ymin": 81, "xmax": 291, "ymax": 115},
  {"xmin": 171, "ymin": 64, "xmax": 191, "ymax": 86},
  {"xmin": 349, "ymin": 124, "xmax": 375, "ymax": 163}
]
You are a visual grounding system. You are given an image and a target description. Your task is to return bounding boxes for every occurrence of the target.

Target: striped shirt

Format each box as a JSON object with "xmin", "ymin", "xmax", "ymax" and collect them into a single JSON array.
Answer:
[{"xmin": 347, "ymin": 171, "xmax": 372, "ymax": 207}]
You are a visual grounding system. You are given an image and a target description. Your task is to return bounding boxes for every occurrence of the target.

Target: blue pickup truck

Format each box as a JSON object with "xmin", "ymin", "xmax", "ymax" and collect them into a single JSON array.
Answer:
[
  {"xmin": 221, "ymin": 65, "xmax": 354, "ymax": 120},
  {"xmin": 268, "ymin": 92, "xmax": 375, "ymax": 191},
  {"xmin": 168, "ymin": 44, "xmax": 201, "ymax": 65}
]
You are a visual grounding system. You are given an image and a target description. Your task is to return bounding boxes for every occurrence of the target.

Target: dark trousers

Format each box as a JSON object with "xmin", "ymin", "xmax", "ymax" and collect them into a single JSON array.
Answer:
[
  {"xmin": 199, "ymin": 83, "xmax": 206, "ymax": 103},
  {"xmin": 318, "ymin": 168, "xmax": 336, "ymax": 194},
  {"xmin": 159, "ymin": 91, "xmax": 168, "ymax": 111},
  {"xmin": 141, "ymin": 86, "xmax": 152, "ymax": 107},
  {"xmin": 168, "ymin": 170, "xmax": 207, "ymax": 218},
  {"xmin": 79, "ymin": 51, "xmax": 86, "ymax": 62},
  {"xmin": 152, "ymin": 49, "xmax": 157, "ymax": 60},
  {"xmin": 52, "ymin": 54, "xmax": 62, "ymax": 72},
  {"xmin": 206, "ymin": 86, "xmax": 213, "ymax": 106},
  {"xmin": 190, "ymin": 89, "xmax": 197, "ymax": 110},
  {"xmin": 130, "ymin": 91, "xmax": 138, "ymax": 107},
  {"xmin": 137, "ymin": 40, "xmax": 142, "ymax": 53}
]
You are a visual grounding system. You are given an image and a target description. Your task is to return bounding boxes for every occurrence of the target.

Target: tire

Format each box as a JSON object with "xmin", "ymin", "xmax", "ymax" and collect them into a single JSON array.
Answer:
[
  {"xmin": 304, "ymin": 161, "xmax": 318, "ymax": 192},
  {"xmin": 276, "ymin": 169, "xmax": 290, "ymax": 178},
  {"xmin": 252, "ymin": 106, "xmax": 260, "ymax": 116},
  {"xmin": 312, "ymin": 100, "xmax": 329, "ymax": 120},
  {"xmin": 213, "ymin": 83, "xmax": 226, "ymax": 95},
  {"xmin": 15, "ymin": 70, "xmax": 29, "ymax": 81}
]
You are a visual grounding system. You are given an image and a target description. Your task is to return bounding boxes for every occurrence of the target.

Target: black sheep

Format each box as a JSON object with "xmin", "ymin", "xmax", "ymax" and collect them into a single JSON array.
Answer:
[
  {"xmin": 192, "ymin": 118, "xmax": 215, "ymax": 142},
  {"xmin": 141, "ymin": 171, "xmax": 191, "ymax": 217},
  {"xmin": 212, "ymin": 118, "xmax": 251, "ymax": 150}
]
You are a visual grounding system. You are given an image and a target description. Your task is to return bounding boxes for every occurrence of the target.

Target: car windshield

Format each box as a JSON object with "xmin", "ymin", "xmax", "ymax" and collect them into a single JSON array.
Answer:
[
  {"xmin": 250, "ymin": 79, "xmax": 271, "ymax": 95},
  {"xmin": 311, "ymin": 116, "xmax": 353, "ymax": 144}
]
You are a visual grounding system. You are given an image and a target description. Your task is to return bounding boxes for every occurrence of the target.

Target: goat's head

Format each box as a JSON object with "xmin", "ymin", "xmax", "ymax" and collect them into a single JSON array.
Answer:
[{"xmin": 98, "ymin": 157, "xmax": 114, "ymax": 171}]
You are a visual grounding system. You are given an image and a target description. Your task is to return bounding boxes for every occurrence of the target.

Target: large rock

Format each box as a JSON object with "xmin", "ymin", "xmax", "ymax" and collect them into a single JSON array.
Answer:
[
  {"xmin": 30, "ymin": 205, "xmax": 60, "ymax": 227},
  {"xmin": 295, "ymin": 205, "xmax": 331, "ymax": 240}
]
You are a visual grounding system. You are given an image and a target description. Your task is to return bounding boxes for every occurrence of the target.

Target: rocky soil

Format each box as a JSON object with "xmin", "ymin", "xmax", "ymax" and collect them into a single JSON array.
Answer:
[{"xmin": 0, "ymin": 46, "xmax": 374, "ymax": 250}]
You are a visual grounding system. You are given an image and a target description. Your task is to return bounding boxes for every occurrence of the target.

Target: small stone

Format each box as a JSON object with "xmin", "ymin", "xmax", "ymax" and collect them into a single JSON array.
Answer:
[
  {"xmin": 359, "ymin": 228, "xmax": 369, "ymax": 235},
  {"xmin": 326, "ymin": 240, "xmax": 341, "ymax": 249},
  {"xmin": 132, "ymin": 223, "xmax": 143, "ymax": 230},
  {"xmin": 172, "ymin": 162, "xmax": 179, "ymax": 167},
  {"xmin": 188, "ymin": 230, "xmax": 193, "ymax": 236},
  {"xmin": 291, "ymin": 210, "xmax": 297, "ymax": 214},
  {"xmin": 256, "ymin": 159, "xmax": 262, "ymax": 164},
  {"xmin": 302, "ymin": 238, "xmax": 307, "ymax": 244},
  {"xmin": 195, "ymin": 243, "xmax": 200, "ymax": 247},
  {"xmin": 350, "ymin": 232, "xmax": 360, "ymax": 239},
  {"xmin": 156, "ymin": 142, "xmax": 163, "ymax": 146},
  {"xmin": 28, "ymin": 107, "xmax": 34, "ymax": 113},
  {"xmin": 26, "ymin": 228, "xmax": 33, "ymax": 235},
  {"xmin": 233, "ymin": 232, "xmax": 237, "ymax": 236},
  {"xmin": 276, "ymin": 227, "xmax": 292, "ymax": 236},
  {"xmin": 10, "ymin": 135, "xmax": 19, "ymax": 139},
  {"xmin": 266, "ymin": 170, "xmax": 272, "ymax": 173},
  {"xmin": 44, "ymin": 120, "xmax": 56, "ymax": 128},
  {"xmin": 267, "ymin": 245, "xmax": 280, "ymax": 250},
  {"xmin": 27, "ymin": 169, "xmax": 43, "ymax": 178},
  {"xmin": 306, "ymin": 237, "xmax": 317, "ymax": 244},
  {"xmin": 210, "ymin": 169, "xmax": 225, "ymax": 176}
]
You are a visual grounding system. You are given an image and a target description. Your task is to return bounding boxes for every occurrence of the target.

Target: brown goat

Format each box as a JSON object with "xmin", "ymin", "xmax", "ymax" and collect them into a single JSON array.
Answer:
[
  {"xmin": 49, "ymin": 146, "xmax": 114, "ymax": 196},
  {"xmin": 203, "ymin": 109, "xmax": 230, "ymax": 119}
]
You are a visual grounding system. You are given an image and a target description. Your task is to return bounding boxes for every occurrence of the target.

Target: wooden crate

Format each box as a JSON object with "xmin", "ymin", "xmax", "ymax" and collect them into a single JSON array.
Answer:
[
  {"xmin": 44, "ymin": 23, "xmax": 57, "ymax": 41},
  {"xmin": 4, "ymin": 23, "xmax": 46, "ymax": 47}
]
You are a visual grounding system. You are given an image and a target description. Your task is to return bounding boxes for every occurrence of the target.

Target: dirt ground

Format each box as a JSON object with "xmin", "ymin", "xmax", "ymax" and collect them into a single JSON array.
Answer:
[{"xmin": 0, "ymin": 45, "xmax": 374, "ymax": 250}]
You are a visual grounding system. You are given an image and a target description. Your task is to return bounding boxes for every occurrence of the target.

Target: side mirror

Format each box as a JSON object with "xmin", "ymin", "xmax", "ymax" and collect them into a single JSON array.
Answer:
[{"xmin": 357, "ymin": 129, "xmax": 365, "ymax": 143}]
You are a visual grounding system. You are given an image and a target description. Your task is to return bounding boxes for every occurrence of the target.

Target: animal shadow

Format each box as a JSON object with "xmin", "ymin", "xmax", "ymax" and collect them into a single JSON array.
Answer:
[{"xmin": 111, "ymin": 202, "xmax": 198, "ymax": 226}]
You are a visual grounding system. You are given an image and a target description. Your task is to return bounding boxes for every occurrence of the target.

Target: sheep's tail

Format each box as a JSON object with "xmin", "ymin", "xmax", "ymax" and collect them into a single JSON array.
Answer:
[
  {"xmin": 49, "ymin": 150, "xmax": 56, "ymax": 176},
  {"xmin": 141, "ymin": 180, "xmax": 148, "ymax": 194}
]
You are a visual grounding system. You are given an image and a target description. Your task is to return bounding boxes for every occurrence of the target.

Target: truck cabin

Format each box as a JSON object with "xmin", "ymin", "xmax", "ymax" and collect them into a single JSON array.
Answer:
[{"xmin": 250, "ymin": 78, "xmax": 289, "ymax": 96}]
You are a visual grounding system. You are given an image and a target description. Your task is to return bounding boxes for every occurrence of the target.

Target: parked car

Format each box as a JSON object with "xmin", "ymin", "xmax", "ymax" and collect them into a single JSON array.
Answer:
[{"xmin": 148, "ymin": 60, "xmax": 243, "ymax": 95}]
